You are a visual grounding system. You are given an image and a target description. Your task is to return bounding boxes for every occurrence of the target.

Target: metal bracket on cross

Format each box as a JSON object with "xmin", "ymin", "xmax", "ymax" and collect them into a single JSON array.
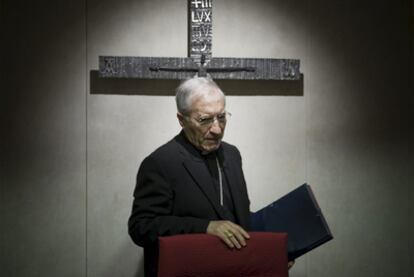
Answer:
[{"xmin": 98, "ymin": 0, "xmax": 301, "ymax": 80}]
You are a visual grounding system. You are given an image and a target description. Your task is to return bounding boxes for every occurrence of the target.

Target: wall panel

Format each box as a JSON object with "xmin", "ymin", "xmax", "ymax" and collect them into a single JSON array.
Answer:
[{"xmin": 1, "ymin": 0, "xmax": 87, "ymax": 276}]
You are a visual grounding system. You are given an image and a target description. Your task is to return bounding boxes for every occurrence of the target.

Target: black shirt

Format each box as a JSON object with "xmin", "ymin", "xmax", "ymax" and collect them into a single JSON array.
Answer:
[{"xmin": 203, "ymin": 151, "xmax": 236, "ymax": 222}]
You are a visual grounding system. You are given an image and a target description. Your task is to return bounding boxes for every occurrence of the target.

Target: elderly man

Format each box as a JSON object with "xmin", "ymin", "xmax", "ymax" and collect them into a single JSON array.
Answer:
[{"xmin": 128, "ymin": 77, "xmax": 251, "ymax": 276}]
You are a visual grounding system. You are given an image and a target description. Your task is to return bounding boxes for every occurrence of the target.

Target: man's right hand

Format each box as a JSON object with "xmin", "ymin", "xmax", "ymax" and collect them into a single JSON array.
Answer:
[{"xmin": 206, "ymin": 220, "xmax": 250, "ymax": 249}]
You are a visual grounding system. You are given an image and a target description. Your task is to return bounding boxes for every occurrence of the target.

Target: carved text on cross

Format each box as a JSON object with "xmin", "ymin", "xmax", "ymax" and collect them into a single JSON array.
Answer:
[{"xmin": 189, "ymin": 0, "xmax": 212, "ymax": 65}]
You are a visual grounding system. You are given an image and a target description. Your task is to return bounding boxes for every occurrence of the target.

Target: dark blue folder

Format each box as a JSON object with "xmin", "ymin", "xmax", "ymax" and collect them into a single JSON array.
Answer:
[{"xmin": 250, "ymin": 183, "xmax": 333, "ymax": 260}]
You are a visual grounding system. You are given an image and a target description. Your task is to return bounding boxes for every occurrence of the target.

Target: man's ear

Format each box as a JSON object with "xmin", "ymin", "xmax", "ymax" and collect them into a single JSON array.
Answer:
[{"xmin": 177, "ymin": 112, "xmax": 185, "ymax": 127}]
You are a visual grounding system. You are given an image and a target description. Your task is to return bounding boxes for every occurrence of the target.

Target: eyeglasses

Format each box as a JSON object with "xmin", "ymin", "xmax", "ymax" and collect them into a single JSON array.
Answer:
[{"xmin": 188, "ymin": 111, "xmax": 232, "ymax": 128}]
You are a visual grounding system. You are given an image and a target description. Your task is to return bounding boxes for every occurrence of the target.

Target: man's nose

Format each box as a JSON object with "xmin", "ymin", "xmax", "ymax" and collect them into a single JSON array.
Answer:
[{"xmin": 209, "ymin": 120, "xmax": 223, "ymax": 134}]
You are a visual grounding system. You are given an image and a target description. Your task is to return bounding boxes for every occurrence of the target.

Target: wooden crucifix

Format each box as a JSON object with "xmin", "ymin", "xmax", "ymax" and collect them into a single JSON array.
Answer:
[{"xmin": 98, "ymin": 0, "xmax": 301, "ymax": 82}]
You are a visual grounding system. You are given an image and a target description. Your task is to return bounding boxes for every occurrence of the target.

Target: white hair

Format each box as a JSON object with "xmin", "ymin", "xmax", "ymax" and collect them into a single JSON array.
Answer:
[{"xmin": 175, "ymin": 77, "xmax": 225, "ymax": 115}]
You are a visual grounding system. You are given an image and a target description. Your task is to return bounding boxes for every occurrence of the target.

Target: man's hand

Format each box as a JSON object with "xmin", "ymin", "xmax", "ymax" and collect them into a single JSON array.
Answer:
[
  {"xmin": 288, "ymin": 260, "xmax": 295, "ymax": 270},
  {"xmin": 206, "ymin": 220, "xmax": 250, "ymax": 249}
]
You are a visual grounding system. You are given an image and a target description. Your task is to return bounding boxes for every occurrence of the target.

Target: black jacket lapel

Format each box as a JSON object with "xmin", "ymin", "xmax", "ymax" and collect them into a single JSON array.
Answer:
[
  {"xmin": 220, "ymin": 148, "xmax": 250, "ymax": 229},
  {"xmin": 183, "ymin": 159, "xmax": 227, "ymax": 220},
  {"xmin": 175, "ymin": 132, "xmax": 227, "ymax": 220}
]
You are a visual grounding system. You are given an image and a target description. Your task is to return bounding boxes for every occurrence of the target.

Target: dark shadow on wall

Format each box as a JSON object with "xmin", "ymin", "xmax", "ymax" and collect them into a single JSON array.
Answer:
[
  {"xmin": 90, "ymin": 70, "xmax": 304, "ymax": 96},
  {"xmin": 134, "ymin": 257, "xmax": 144, "ymax": 277}
]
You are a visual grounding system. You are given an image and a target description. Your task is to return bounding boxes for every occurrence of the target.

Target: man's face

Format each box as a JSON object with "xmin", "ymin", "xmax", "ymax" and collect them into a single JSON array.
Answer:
[{"xmin": 179, "ymin": 90, "xmax": 226, "ymax": 153}]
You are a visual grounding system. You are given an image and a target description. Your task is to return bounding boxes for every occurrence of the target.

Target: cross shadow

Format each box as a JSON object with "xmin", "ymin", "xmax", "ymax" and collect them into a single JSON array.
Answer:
[{"xmin": 90, "ymin": 70, "xmax": 304, "ymax": 96}]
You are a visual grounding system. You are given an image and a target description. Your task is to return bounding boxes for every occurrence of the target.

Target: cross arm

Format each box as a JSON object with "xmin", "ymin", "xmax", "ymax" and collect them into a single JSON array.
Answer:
[{"xmin": 99, "ymin": 56, "xmax": 300, "ymax": 80}]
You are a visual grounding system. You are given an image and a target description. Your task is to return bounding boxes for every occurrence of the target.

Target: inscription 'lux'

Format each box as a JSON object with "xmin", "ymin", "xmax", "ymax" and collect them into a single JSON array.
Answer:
[{"xmin": 191, "ymin": 11, "xmax": 211, "ymax": 22}]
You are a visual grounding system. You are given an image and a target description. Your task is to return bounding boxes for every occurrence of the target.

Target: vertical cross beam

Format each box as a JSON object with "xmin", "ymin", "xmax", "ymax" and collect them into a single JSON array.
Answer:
[{"xmin": 189, "ymin": 0, "xmax": 212, "ymax": 66}]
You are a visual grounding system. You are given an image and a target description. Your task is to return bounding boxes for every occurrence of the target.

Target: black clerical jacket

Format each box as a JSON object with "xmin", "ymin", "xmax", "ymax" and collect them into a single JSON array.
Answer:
[{"xmin": 128, "ymin": 132, "xmax": 251, "ymax": 276}]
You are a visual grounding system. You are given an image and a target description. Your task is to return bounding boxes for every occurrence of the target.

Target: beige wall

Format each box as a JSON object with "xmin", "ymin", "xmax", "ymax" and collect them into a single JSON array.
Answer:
[{"xmin": 1, "ymin": 0, "xmax": 413, "ymax": 276}]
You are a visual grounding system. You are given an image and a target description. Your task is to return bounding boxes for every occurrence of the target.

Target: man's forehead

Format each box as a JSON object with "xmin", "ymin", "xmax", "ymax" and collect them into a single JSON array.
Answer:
[
  {"xmin": 191, "ymin": 91, "xmax": 224, "ymax": 107},
  {"xmin": 191, "ymin": 86, "xmax": 223, "ymax": 100}
]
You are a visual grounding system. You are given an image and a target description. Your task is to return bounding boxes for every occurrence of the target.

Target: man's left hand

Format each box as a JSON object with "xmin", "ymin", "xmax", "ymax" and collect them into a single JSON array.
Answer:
[{"xmin": 206, "ymin": 220, "xmax": 250, "ymax": 249}]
